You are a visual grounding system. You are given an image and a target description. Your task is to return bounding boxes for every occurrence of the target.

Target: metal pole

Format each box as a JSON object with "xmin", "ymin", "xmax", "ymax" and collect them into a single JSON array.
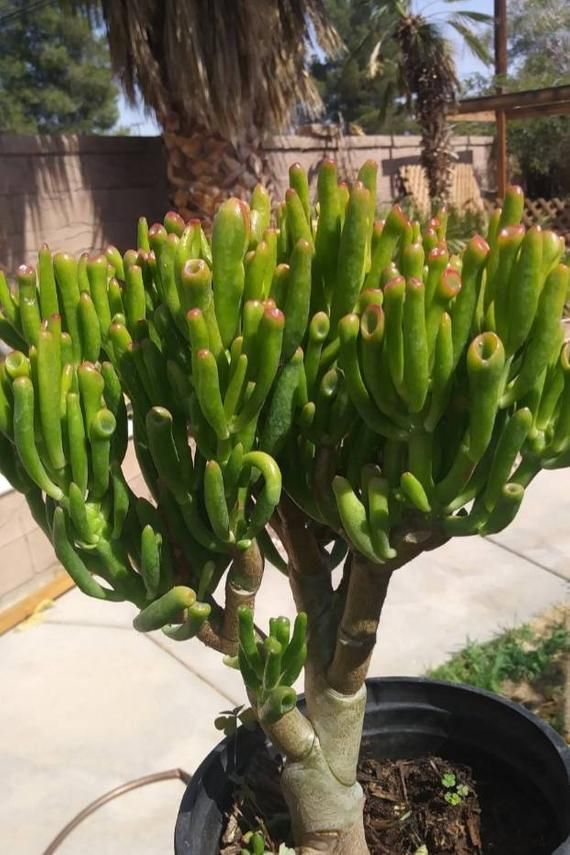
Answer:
[{"xmin": 495, "ymin": 0, "xmax": 508, "ymax": 197}]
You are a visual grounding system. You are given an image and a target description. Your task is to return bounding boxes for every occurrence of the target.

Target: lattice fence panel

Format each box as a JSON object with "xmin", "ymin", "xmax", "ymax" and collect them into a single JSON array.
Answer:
[
  {"xmin": 399, "ymin": 163, "xmax": 484, "ymax": 218},
  {"xmin": 523, "ymin": 198, "xmax": 570, "ymax": 243}
]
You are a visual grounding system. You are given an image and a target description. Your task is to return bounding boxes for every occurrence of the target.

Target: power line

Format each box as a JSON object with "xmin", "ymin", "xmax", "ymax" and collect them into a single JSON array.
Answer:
[{"xmin": 0, "ymin": 0, "xmax": 57, "ymax": 27}]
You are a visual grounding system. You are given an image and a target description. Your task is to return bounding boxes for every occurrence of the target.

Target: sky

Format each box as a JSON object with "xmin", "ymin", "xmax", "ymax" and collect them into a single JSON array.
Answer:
[{"xmin": 116, "ymin": 0, "xmax": 495, "ymax": 135}]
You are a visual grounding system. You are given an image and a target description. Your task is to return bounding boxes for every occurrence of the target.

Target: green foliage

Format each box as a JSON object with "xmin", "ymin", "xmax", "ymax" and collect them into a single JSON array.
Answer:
[
  {"xmin": 441, "ymin": 772, "xmax": 469, "ymax": 805},
  {"xmin": 214, "ymin": 705, "xmax": 257, "ymax": 738},
  {"xmin": 429, "ymin": 621, "xmax": 570, "ymax": 694},
  {"xmin": 462, "ymin": 0, "xmax": 570, "ymax": 196},
  {"xmin": 0, "ymin": 1, "xmax": 118, "ymax": 133},
  {"xmin": 0, "ymin": 161, "xmax": 568, "ymax": 723},
  {"xmin": 444, "ymin": 207, "xmax": 489, "ymax": 255},
  {"xmin": 310, "ymin": 0, "xmax": 418, "ymax": 133},
  {"xmin": 509, "ymin": 115, "xmax": 570, "ymax": 198},
  {"xmin": 240, "ymin": 829, "xmax": 267, "ymax": 855},
  {"xmin": 313, "ymin": 0, "xmax": 489, "ymax": 137}
]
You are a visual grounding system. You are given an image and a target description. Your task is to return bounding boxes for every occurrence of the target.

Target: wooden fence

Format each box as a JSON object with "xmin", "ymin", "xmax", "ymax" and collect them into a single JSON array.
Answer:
[{"xmin": 523, "ymin": 198, "xmax": 570, "ymax": 243}]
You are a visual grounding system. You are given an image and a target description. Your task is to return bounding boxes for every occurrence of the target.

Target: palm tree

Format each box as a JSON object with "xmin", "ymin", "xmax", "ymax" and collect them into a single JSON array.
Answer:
[
  {"xmin": 345, "ymin": 0, "xmax": 490, "ymax": 203},
  {"xmin": 79, "ymin": 1, "xmax": 340, "ymax": 220}
]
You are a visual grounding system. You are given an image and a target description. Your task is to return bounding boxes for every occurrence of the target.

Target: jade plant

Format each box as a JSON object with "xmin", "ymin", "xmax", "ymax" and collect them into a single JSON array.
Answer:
[{"xmin": 0, "ymin": 161, "xmax": 569, "ymax": 853}]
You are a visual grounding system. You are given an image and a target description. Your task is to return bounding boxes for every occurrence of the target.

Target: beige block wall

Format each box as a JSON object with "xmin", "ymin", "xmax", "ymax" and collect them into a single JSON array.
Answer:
[
  {"xmin": 0, "ymin": 135, "xmax": 168, "ymax": 271},
  {"xmin": 0, "ymin": 132, "xmax": 492, "ymax": 273},
  {"xmin": 265, "ymin": 133, "xmax": 493, "ymax": 205}
]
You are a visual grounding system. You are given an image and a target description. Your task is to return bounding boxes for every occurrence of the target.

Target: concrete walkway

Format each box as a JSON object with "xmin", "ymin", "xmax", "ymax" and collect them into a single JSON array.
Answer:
[{"xmin": 1, "ymin": 469, "xmax": 568, "ymax": 855}]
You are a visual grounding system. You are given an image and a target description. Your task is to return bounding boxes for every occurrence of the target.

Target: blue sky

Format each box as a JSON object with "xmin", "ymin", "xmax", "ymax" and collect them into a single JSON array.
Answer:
[{"xmin": 117, "ymin": 0, "xmax": 494, "ymax": 135}]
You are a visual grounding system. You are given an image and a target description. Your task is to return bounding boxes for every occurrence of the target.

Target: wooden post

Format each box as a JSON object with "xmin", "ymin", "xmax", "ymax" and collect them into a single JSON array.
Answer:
[{"xmin": 495, "ymin": 0, "xmax": 508, "ymax": 197}]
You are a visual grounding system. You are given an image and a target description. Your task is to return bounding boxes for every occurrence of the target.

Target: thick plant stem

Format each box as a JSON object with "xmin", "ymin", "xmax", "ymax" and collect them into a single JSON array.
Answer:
[
  {"xmin": 327, "ymin": 556, "xmax": 393, "ymax": 694},
  {"xmin": 262, "ymin": 674, "xmax": 369, "ymax": 854},
  {"xmin": 258, "ymin": 512, "xmax": 449, "ymax": 852},
  {"xmin": 222, "ymin": 540, "xmax": 264, "ymax": 645},
  {"xmin": 276, "ymin": 497, "xmax": 335, "ymax": 665},
  {"xmin": 328, "ymin": 524, "xmax": 448, "ymax": 694}
]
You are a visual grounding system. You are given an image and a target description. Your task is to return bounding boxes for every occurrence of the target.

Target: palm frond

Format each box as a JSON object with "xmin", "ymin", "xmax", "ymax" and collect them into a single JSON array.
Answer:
[
  {"xmin": 448, "ymin": 19, "xmax": 491, "ymax": 65},
  {"xmin": 73, "ymin": 0, "xmax": 342, "ymax": 137},
  {"xmin": 368, "ymin": 40, "xmax": 383, "ymax": 78},
  {"xmin": 448, "ymin": 10, "xmax": 492, "ymax": 24}
]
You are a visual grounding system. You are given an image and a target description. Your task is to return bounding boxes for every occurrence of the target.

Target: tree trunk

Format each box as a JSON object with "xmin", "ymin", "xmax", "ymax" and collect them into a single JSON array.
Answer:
[
  {"xmin": 264, "ymin": 668, "xmax": 370, "ymax": 854},
  {"xmin": 420, "ymin": 111, "xmax": 454, "ymax": 206},
  {"xmin": 262, "ymin": 508, "xmax": 449, "ymax": 852},
  {"xmin": 160, "ymin": 113, "xmax": 275, "ymax": 222}
]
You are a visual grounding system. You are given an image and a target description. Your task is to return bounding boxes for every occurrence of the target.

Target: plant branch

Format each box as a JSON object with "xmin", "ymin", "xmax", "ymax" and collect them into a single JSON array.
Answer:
[
  {"xmin": 222, "ymin": 539, "xmax": 265, "ymax": 647},
  {"xmin": 327, "ymin": 522, "xmax": 449, "ymax": 694},
  {"xmin": 258, "ymin": 706, "xmax": 316, "ymax": 763},
  {"xmin": 277, "ymin": 495, "xmax": 338, "ymax": 669}
]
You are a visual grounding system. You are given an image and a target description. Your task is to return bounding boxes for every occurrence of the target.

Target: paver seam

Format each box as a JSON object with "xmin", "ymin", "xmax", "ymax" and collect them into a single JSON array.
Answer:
[
  {"xmin": 44, "ymin": 618, "xmax": 133, "ymax": 631},
  {"xmin": 484, "ymin": 536, "xmax": 570, "ymax": 584},
  {"xmin": 143, "ymin": 633, "xmax": 241, "ymax": 707},
  {"xmin": 42, "ymin": 617, "xmax": 242, "ymax": 707}
]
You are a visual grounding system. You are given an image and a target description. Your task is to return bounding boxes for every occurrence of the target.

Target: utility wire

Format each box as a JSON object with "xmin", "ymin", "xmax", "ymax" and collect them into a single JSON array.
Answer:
[{"xmin": 0, "ymin": 0, "xmax": 57, "ymax": 26}]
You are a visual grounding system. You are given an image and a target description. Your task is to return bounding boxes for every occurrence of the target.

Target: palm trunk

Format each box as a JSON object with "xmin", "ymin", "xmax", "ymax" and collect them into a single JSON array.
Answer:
[
  {"xmin": 419, "ymin": 109, "xmax": 454, "ymax": 206},
  {"xmin": 161, "ymin": 113, "xmax": 275, "ymax": 221}
]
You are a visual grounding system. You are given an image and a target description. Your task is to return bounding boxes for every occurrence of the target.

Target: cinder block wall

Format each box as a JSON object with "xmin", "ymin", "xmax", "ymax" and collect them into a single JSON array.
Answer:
[
  {"xmin": 265, "ymin": 133, "xmax": 493, "ymax": 205},
  {"xmin": 0, "ymin": 132, "xmax": 492, "ymax": 272},
  {"xmin": 0, "ymin": 135, "xmax": 168, "ymax": 271}
]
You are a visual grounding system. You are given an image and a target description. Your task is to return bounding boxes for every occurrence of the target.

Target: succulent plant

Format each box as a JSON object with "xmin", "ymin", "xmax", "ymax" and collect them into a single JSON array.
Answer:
[{"xmin": 0, "ymin": 163, "xmax": 568, "ymax": 852}]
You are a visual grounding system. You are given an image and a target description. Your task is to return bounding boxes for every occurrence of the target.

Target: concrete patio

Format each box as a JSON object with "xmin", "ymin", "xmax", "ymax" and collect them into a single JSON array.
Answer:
[{"xmin": 0, "ymin": 468, "xmax": 568, "ymax": 855}]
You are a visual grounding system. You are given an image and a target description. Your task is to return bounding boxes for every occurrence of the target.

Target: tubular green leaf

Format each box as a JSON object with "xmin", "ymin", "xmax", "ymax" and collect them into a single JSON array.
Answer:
[
  {"xmin": 212, "ymin": 198, "xmax": 247, "ymax": 346},
  {"xmin": 16, "ymin": 266, "xmax": 41, "ymax": 347},
  {"xmin": 53, "ymin": 507, "xmax": 122, "ymax": 601},
  {"xmin": 367, "ymin": 475, "xmax": 396, "ymax": 560},
  {"xmin": 133, "ymin": 586, "xmax": 196, "ymax": 632},
  {"xmin": 466, "ymin": 332, "xmax": 505, "ymax": 461},
  {"xmin": 37, "ymin": 328, "xmax": 65, "ymax": 471},
  {"xmin": 241, "ymin": 451, "xmax": 282, "ymax": 537},
  {"xmin": 403, "ymin": 278, "xmax": 429, "ymax": 413},
  {"xmin": 282, "ymin": 239, "xmax": 313, "ymax": 360},
  {"xmin": 195, "ymin": 348, "xmax": 229, "ymax": 440},
  {"xmin": 260, "ymin": 348, "xmax": 303, "ymax": 457},
  {"xmin": 66, "ymin": 392, "xmax": 89, "ymax": 496},
  {"xmin": 483, "ymin": 408, "xmax": 532, "ymax": 511},
  {"xmin": 281, "ymin": 611, "xmax": 307, "ymax": 686},
  {"xmin": 339, "ymin": 314, "xmax": 406, "ymax": 439},
  {"xmin": 232, "ymin": 307, "xmax": 284, "ymax": 432},
  {"xmin": 383, "ymin": 275, "xmax": 405, "ymax": 395},
  {"xmin": 53, "ymin": 253, "xmax": 82, "ymax": 362},
  {"xmin": 12, "ymin": 376, "xmax": 63, "ymax": 499},
  {"xmin": 204, "ymin": 460, "xmax": 231, "ymax": 542},
  {"xmin": 502, "ymin": 265, "xmax": 569, "ymax": 407},
  {"xmin": 89, "ymin": 408, "xmax": 116, "ymax": 499},
  {"xmin": 332, "ymin": 475, "xmax": 382, "ymax": 563},
  {"xmin": 330, "ymin": 182, "xmax": 370, "ymax": 330},
  {"xmin": 78, "ymin": 292, "xmax": 102, "ymax": 363}
]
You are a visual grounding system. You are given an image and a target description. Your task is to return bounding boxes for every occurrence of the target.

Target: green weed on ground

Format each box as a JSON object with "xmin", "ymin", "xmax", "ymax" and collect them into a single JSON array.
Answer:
[{"xmin": 428, "ymin": 614, "xmax": 569, "ymax": 736}]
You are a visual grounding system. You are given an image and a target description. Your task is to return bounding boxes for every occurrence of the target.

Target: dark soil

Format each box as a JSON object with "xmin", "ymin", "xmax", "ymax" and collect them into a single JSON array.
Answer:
[
  {"xmin": 360, "ymin": 756, "xmax": 481, "ymax": 855},
  {"xmin": 220, "ymin": 748, "xmax": 560, "ymax": 854}
]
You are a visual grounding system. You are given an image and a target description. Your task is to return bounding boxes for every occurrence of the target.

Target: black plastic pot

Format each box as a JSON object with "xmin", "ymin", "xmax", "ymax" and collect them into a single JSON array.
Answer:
[{"xmin": 175, "ymin": 677, "xmax": 570, "ymax": 854}]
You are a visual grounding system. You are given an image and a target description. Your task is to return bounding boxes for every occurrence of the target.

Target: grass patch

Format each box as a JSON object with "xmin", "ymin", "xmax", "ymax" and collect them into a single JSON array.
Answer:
[{"xmin": 428, "ymin": 608, "xmax": 569, "ymax": 737}]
